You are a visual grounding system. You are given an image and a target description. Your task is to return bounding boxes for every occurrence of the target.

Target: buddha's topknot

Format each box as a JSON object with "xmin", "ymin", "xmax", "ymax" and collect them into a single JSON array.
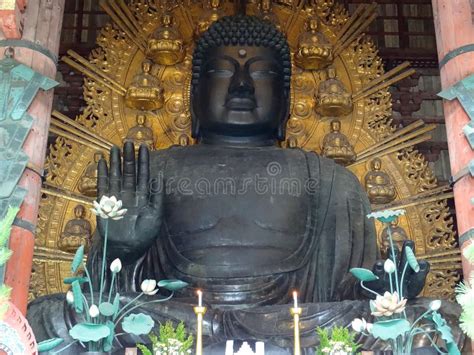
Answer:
[{"xmin": 192, "ymin": 15, "xmax": 291, "ymax": 91}]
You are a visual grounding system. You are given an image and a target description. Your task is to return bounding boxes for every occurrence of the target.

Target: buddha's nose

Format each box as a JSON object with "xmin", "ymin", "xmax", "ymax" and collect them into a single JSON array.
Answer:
[{"xmin": 229, "ymin": 69, "xmax": 255, "ymax": 96}]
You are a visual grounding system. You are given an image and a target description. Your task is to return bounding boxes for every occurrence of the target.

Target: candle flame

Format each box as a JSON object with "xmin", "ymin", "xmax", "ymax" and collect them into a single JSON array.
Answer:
[{"xmin": 197, "ymin": 289, "xmax": 202, "ymax": 296}]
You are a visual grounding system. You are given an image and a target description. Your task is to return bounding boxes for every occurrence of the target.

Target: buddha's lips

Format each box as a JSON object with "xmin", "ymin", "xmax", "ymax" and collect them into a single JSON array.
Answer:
[{"xmin": 225, "ymin": 97, "xmax": 257, "ymax": 111}]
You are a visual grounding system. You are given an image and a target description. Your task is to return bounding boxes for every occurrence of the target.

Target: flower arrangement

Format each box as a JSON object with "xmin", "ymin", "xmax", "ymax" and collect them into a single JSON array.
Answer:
[
  {"xmin": 315, "ymin": 326, "xmax": 360, "ymax": 355},
  {"xmin": 52, "ymin": 196, "xmax": 188, "ymax": 354},
  {"xmin": 350, "ymin": 209, "xmax": 460, "ymax": 355},
  {"xmin": 455, "ymin": 243, "xmax": 474, "ymax": 339},
  {"xmin": 136, "ymin": 321, "xmax": 194, "ymax": 355}
]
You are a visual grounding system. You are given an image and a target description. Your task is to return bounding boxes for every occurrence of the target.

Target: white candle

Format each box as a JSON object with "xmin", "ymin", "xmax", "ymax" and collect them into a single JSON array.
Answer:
[
  {"xmin": 197, "ymin": 289, "xmax": 202, "ymax": 307},
  {"xmin": 293, "ymin": 291, "xmax": 298, "ymax": 308}
]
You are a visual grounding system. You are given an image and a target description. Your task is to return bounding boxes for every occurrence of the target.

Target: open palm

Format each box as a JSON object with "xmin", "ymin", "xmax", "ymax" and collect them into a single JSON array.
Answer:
[{"xmin": 96, "ymin": 142, "xmax": 163, "ymax": 262}]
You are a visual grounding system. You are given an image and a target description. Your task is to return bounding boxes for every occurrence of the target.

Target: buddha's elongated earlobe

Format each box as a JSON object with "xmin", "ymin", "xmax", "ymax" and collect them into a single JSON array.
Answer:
[{"xmin": 191, "ymin": 91, "xmax": 200, "ymax": 138}]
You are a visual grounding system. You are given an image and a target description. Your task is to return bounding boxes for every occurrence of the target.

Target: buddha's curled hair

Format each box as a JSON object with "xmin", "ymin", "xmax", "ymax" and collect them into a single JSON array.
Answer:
[{"xmin": 191, "ymin": 15, "xmax": 291, "ymax": 91}]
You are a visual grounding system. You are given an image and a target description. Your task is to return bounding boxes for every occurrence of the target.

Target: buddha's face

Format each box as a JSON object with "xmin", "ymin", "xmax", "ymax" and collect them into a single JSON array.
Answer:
[
  {"xmin": 137, "ymin": 115, "xmax": 146, "ymax": 125},
  {"xmin": 372, "ymin": 158, "xmax": 382, "ymax": 171},
  {"xmin": 142, "ymin": 61, "xmax": 151, "ymax": 73},
  {"xmin": 331, "ymin": 120, "xmax": 341, "ymax": 132},
  {"xmin": 192, "ymin": 46, "xmax": 287, "ymax": 138},
  {"xmin": 74, "ymin": 205, "xmax": 85, "ymax": 218}
]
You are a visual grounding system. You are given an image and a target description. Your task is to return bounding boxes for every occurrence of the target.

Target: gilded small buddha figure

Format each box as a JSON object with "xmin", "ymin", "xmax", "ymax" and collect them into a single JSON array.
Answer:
[
  {"xmin": 316, "ymin": 66, "xmax": 353, "ymax": 117},
  {"xmin": 195, "ymin": 0, "xmax": 223, "ymax": 38},
  {"xmin": 365, "ymin": 157, "xmax": 397, "ymax": 204},
  {"xmin": 178, "ymin": 134, "xmax": 190, "ymax": 146},
  {"xmin": 123, "ymin": 114, "xmax": 155, "ymax": 150},
  {"xmin": 125, "ymin": 60, "xmax": 164, "ymax": 111},
  {"xmin": 78, "ymin": 152, "xmax": 103, "ymax": 197},
  {"xmin": 258, "ymin": 0, "xmax": 280, "ymax": 28},
  {"xmin": 147, "ymin": 12, "xmax": 185, "ymax": 66},
  {"xmin": 58, "ymin": 204, "xmax": 92, "ymax": 253},
  {"xmin": 321, "ymin": 119, "xmax": 356, "ymax": 166},
  {"xmin": 287, "ymin": 135, "xmax": 298, "ymax": 148},
  {"xmin": 379, "ymin": 216, "xmax": 409, "ymax": 258},
  {"xmin": 294, "ymin": 15, "xmax": 333, "ymax": 70}
]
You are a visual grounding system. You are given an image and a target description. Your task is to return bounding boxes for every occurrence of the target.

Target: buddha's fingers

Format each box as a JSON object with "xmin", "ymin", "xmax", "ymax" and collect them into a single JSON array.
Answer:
[
  {"xmin": 97, "ymin": 158, "xmax": 109, "ymax": 199},
  {"xmin": 109, "ymin": 145, "xmax": 122, "ymax": 196},
  {"xmin": 137, "ymin": 144, "xmax": 150, "ymax": 193},
  {"xmin": 122, "ymin": 142, "xmax": 136, "ymax": 194},
  {"xmin": 407, "ymin": 260, "xmax": 430, "ymax": 299}
]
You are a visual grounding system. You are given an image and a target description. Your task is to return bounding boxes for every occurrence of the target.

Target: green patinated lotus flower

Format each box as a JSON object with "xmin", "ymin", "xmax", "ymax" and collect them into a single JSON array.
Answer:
[{"xmin": 367, "ymin": 209, "xmax": 405, "ymax": 223}]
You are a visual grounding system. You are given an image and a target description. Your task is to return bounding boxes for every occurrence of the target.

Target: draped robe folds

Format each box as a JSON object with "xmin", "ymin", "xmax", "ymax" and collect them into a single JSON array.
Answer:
[{"xmin": 26, "ymin": 147, "xmax": 465, "ymax": 353}]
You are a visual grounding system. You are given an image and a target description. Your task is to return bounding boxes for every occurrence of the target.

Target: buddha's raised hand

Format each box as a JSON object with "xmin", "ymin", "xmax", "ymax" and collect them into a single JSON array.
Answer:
[
  {"xmin": 364, "ymin": 240, "xmax": 430, "ymax": 300},
  {"xmin": 96, "ymin": 142, "xmax": 163, "ymax": 262}
]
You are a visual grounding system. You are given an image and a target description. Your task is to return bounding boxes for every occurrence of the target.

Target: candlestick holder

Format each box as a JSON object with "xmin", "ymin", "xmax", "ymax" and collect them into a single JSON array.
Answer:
[
  {"xmin": 290, "ymin": 307, "xmax": 302, "ymax": 355},
  {"xmin": 194, "ymin": 306, "xmax": 207, "ymax": 355}
]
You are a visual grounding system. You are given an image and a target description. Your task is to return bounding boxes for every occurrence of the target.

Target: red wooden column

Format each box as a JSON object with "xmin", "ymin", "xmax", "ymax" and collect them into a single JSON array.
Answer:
[
  {"xmin": 0, "ymin": 0, "xmax": 65, "ymax": 314},
  {"xmin": 432, "ymin": 0, "xmax": 474, "ymax": 323}
]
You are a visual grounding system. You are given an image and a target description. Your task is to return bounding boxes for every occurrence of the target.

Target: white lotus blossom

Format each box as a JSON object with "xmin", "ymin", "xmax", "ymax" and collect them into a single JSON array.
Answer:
[
  {"xmin": 66, "ymin": 291, "xmax": 74, "ymax": 305},
  {"xmin": 351, "ymin": 318, "xmax": 367, "ymax": 332},
  {"xmin": 110, "ymin": 258, "xmax": 122, "ymax": 273},
  {"xmin": 141, "ymin": 279, "xmax": 159, "ymax": 295},
  {"xmin": 371, "ymin": 291, "xmax": 407, "ymax": 317},
  {"xmin": 383, "ymin": 258, "xmax": 396, "ymax": 274},
  {"xmin": 429, "ymin": 299, "xmax": 442, "ymax": 311},
  {"xmin": 89, "ymin": 304, "xmax": 99, "ymax": 318},
  {"xmin": 91, "ymin": 195, "xmax": 127, "ymax": 220}
]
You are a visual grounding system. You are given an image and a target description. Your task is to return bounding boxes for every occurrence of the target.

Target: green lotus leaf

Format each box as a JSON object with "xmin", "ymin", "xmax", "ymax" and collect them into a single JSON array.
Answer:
[
  {"xmin": 122, "ymin": 313, "xmax": 155, "ymax": 335},
  {"xmin": 404, "ymin": 246, "xmax": 420, "ymax": 272},
  {"xmin": 112, "ymin": 293, "xmax": 120, "ymax": 320},
  {"xmin": 157, "ymin": 279, "xmax": 189, "ymax": 291},
  {"xmin": 371, "ymin": 319, "xmax": 410, "ymax": 340},
  {"xmin": 103, "ymin": 320, "xmax": 115, "ymax": 352},
  {"xmin": 63, "ymin": 276, "xmax": 89, "ymax": 284},
  {"xmin": 37, "ymin": 337, "xmax": 64, "ymax": 352},
  {"xmin": 429, "ymin": 311, "xmax": 459, "ymax": 354},
  {"xmin": 349, "ymin": 268, "xmax": 379, "ymax": 282},
  {"xmin": 71, "ymin": 245, "xmax": 84, "ymax": 273},
  {"xmin": 99, "ymin": 302, "xmax": 116, "ymax": 317},
  {"xmin": 71, "ymin": 280, "xmax": 84, "ymax": 313},
  {"xmin": 69, "ymin": 323, "xmax": 111, "ymax": 342}
]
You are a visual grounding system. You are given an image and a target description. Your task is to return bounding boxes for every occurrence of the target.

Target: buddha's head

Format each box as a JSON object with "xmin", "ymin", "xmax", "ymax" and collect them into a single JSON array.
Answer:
[
  {"xmin": 371, "ymin": 158, "xmax": 382, "ymax": 171},
  {"xmin": 74, "ymin": 204, "xmax": 86, "ymax": 219},
  {"xmin": 191, "ymin": 15, "xmax": 291, "ymax": 142},
  {"xmin": 137, "ymin": 114, "xmax": 146, "ymax": 125},
  {"xmin": 93, "ymin": 151, "xmax": 103, "ymax": 163},
  {"xmin": 327, "ymin": 66, "xmax": 336, "ymax": 79},
  {"xmin": 390, "ymin": 216, "xmax": 400, "ymax": 227},
  {"xmin": 330, "ymin": 119, "xmax": 341, "ymax": 132},
  {"xmin": 307, "ymin": 16, "xmax": 319, "ymax": 32},
  {"xmin": 142, "ymin": 60, "xmax": 152, "ymax": 74}
]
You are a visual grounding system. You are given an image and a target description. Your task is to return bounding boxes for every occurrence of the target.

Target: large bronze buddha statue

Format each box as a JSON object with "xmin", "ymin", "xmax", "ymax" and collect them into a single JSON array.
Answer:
[{"xmin": 29, "ymin": 15, "xmax": 461, "ymax": 353}]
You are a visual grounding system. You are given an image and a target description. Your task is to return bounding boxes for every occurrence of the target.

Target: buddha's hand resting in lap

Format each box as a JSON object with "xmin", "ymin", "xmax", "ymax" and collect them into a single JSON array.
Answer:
[
  {"xmin": 364, "ymin": 240, "xmax": 430, "ymax": 299},
  {"xmin": 96, "ymin": 142, "xmax": 163, "ymax": 262}
]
